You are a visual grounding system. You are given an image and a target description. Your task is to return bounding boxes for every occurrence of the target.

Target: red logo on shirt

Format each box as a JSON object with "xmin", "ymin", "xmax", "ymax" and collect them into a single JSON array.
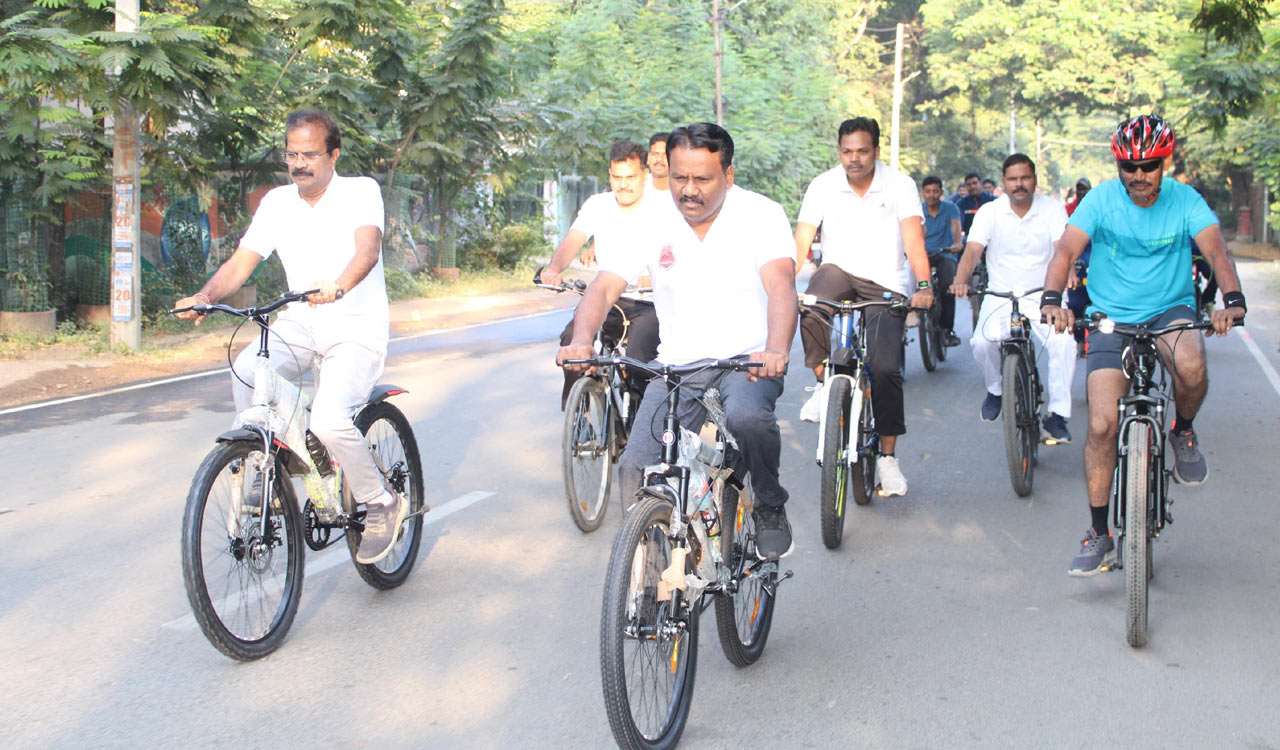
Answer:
[{"xmin": 659, "ymin": 245, "xmax": 675, "ymax": 269}]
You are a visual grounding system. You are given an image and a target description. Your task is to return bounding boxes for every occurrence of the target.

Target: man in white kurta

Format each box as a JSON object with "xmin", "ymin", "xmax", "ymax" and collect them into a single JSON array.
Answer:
[{"xmin": 952, "ymin": 154, "xmax": 1076, "ymax": 443}]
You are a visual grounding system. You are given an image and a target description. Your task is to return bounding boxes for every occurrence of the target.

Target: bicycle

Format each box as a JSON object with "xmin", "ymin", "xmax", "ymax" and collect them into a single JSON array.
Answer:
[
  {"xmin": 916, "ymin": 264, "xmax": 949, "ymax": 372},
  {"xmin": 968, "ymin": 258, "xmax": 989, "ymax": 332},
  {"xmin": 536, "ymin": 273, "xmax": 649, "ymax": 532},
  {"xmin": 571, "ymin": 354, "xmax": 792, "ymax": 750},
  {"xmin": 799, "ymin": 293, "xmax": 899, "ymax": 548},
  {"xmin": 170, "ymin": 290, "xmax": 425, "ymax": 660},
  {"xmin": 1072, "ymin": 313, "xmax": 1240, "ymax": 648},
  {"xmin": 974, "ymin": 288, "xmax": 1050, "ymax": 497}
]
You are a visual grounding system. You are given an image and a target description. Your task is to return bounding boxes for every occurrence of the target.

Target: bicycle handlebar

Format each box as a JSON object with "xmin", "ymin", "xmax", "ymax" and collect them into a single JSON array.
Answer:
[
  {"xmin": 563, "ymin": 354, "xmax": 762, "ymax": 378},
  {"xmin": 168, "ymin": 289, "xmax": 330, "ymax": 318},
  {"xmin": 980, "ymin": 287, "xmax": 1045, "ymax": 299},
  {"xmin": 1072, "ymin": 315, "xmax": 1243, "ymax": 336}
]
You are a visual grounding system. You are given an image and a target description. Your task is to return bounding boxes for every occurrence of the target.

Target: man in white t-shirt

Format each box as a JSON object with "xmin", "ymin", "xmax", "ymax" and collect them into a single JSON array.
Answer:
[
  {"xmin": 541, "ymin": 141, "xmax": 665, "ymax": 405},
  {"xmin": 951, "ymin": 153, "xmax": 1075, "ymax": 443},
  {"xmin": 793, "ymin": 117, "xmax": 933, "ymax": 496},
  {"xmin": 557, "ymin": 123, "xmax": 799, "ymax": 560},
  {"xmin": 174, "ymin": 109, "xmax": 404, "ymax": 565},
  {"xmin": 644, "ymin": 132, "xmax": 669, "ymax": 193}
]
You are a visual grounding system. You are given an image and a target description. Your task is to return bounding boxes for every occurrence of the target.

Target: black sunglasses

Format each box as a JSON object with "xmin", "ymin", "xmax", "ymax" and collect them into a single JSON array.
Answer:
[{"xmin": 1118, "ymin": 158, "xmax": 1162, "ymax": 174}]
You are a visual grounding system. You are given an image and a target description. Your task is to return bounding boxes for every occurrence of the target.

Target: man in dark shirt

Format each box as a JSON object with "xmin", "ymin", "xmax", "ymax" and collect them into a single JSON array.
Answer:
[
  {"xmin": 955, "ymin": 172, "xmax": 996, "ymax": 236},
  {"xmin": 921, "ymin": 175, "xmax": 963, "ymax": 345}
]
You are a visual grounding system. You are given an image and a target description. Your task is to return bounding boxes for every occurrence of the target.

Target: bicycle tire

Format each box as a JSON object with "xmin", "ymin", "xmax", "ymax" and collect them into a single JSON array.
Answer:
[
  {"xmin": 563, "ymin": 376, "xmax": 613, "ymax": 532},
  {"xmin": 345, "ymin": 401, "xmax": 426, "ymax": 590},
  {"xmin": 921, "ymin": 304, "xmax": 942, "ymax": 371},
  {"xmin": 601, "ymin": 497, "xmax": 698, "ymax": 750},
  {"xmin": 820, "ymin": 378, "xmax": 852, "ymax": 548},
  {"xmin": 852, "ymin": 381, "xmax": 877, "ymax": 506},
  {"xmin": 1002, "ymin": 351, "xmax": 1035, "ymax": 497},
  {"xmin": 715, "ymin": 483, "xmax": 776, "ymax": 665},
  {"xmin": 1124, "ymin": 421, "xmax": 1152, "ymax": 648},
  {"xmin": 181, "ymin": 441, "xmax": 304, "ymax": 661},
  {"xmin": 935, "ymin": 306, "xmax": 949, "ymax": 362}
]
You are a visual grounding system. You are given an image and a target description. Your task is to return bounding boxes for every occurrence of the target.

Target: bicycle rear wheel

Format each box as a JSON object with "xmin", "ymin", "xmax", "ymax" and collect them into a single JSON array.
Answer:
[
  {"xmin": 346, "ymin": 401, "xmax": 426, "ymax": 590},
  {"xmin": 1123, "ymin": 421, "xmax": 1153, "ymax": 648},
  {"xmin": 181, "ymin": 441, "xmax": 304, "ymax": 661},
  {"xmin": 851, "ymin": 380, "xmax": 877, "ymax": 506},
  {"xmin": 820, "ymin": 377, "xmax": 852, "ymax": 548},
  {"xmin": 715, "ymin": 483, "xmax": 776, "ymax": 665},
  {"xmin": 563, "ymin": 376, "xmax": 614, "ymax": 532},
  {"xmin": 1002, "ymin": 351, "xmax": 1035, "ymax": 497},
  {"xmin": 601, "ymin": 497, "xmax": 698, "ymax": 750}
]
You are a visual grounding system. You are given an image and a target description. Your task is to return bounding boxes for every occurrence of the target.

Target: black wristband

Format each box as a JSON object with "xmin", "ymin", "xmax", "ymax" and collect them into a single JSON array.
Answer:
[
  {"xmin": 1040, "ymin": 290, "xmax": 1063, "ymax": 308},
  {"xmin": 1223, "ymin": 291, "xmax": 1246, "ymax": 311}
]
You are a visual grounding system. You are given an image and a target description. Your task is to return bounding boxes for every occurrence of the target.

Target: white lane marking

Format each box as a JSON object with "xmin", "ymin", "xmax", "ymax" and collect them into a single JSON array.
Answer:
[
  {"xmin": 161, "ymin": 490, "xmax": 496, "ymax": 632},
  {"xmin": 1238, "ymin": 328, "xmax": 1280, "ymax": 400},
  {"xmin": 0, "ymin": 307, "xmax": 570, "ymax": 416}
]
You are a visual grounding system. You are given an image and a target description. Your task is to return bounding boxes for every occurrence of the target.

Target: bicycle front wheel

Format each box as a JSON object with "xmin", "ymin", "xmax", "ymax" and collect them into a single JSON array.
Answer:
[
  {"xmin": 346, "ymin": 401, "xmax": 426, "ymax": 590},
  {"xmin": 919, "ymin": 306, "xmax": 939, "ymax": 372},
  {"xmin": 1123, "ymin": 421, "xmax": 1153, "ymax": 648},
  {"xmin": 1002, "ymin": 351, "xmax": 1035, "ymax": 497},
  {"xmin": 563, "ymin": 376, "xmax": 613, "ymax": 532},
  {"xmin": 181, "ymin": 441, "xmax": 304, "ymax": 661},
  {"xmin": 820, "ymin": 377, "xmax": 852, "ymax": 548},
  {"xmin": 715, "ymin": 483, "xmax": 776, "ymax": 665},
  {"xmin": 601, "ymin": 497, "xmax": 698, "ymax": 750},
  {"xmin": 851, "ymin": 380, "xmax": 877, "ymax": 506}
]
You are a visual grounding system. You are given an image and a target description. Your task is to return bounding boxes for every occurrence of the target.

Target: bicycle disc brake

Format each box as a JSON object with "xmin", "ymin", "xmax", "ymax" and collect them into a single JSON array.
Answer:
[{"xmin": 304, "ymin": 500, "xmax": 340, "ymax": 550}]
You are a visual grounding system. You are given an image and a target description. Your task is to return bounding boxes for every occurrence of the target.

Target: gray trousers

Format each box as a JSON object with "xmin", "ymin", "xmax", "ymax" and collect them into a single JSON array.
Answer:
[{"xmin": 618, "ymin": 368, "xmax": 788, "ymax": 509}]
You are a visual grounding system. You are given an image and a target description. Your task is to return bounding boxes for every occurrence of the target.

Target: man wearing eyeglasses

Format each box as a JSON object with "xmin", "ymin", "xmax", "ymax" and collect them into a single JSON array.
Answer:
[
  {"xmin": 174, "ymin": 108, "xmax": 404, "ymax": 566},
  {"xmin": 1041, "ymin": 114, "xmax": 1247, "ymax": 577}
]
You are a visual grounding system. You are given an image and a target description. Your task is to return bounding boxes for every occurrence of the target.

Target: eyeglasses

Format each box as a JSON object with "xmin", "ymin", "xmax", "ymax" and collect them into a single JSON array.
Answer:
[
  {"xmin": 283, "ymin": 150, "xmax": 330, "ymax": 164},
  {"xmin": 1118, "ymin": 158, "xmax": 1162, "ymax": 174}
]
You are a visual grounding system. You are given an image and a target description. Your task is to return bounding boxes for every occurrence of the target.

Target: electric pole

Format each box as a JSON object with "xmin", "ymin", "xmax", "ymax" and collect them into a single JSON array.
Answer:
[
  {"xmin": 890, "ymin": 23, "xmax": 904, "ymax": 169},
  {"xmin": 110, "ymin": 0, "xmax": 142, "ymax": 351}
]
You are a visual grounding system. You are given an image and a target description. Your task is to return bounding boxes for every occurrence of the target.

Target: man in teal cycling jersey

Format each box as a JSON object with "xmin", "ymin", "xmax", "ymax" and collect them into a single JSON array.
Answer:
[{"xmin": 1041, "ymin": 115, "xmax": 1246, "ymax": 577}]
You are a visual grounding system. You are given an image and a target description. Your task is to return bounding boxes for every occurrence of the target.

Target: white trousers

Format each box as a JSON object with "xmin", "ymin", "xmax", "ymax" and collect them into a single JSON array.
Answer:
[
  {"xmin": 231, "ymin": 318, "xmax": 388, "ymax": 504},
  {"xmin": 970, "ymin": 292, "xmax": 1076, "ymax": 418}
]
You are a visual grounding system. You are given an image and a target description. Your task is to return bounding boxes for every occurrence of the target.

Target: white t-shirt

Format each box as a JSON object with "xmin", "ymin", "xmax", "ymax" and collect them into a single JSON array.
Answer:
[
  {"xmin": 239, "ymin": 174, "xmax": 388, "ymax": 350},
  {"xmin": 570, "ymin": 186, "xmax": 678, "ymax": 300},
  {"xmin": 603, "ymin": 186, "xmax": 794, "ymax": 365},
  {"xmin": 967, "ymin": 194, "xmax": 1068, "ymax": 293},
  {"xmin": 797, "ymin": 161, "xmax": 923, "ymax": 294}
]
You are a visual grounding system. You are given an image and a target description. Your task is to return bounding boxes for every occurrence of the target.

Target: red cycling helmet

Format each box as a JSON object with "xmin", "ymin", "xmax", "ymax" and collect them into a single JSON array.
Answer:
[{"xmin": 1111, "ymin": 115, "xmax": 1176, "ymax": 160}]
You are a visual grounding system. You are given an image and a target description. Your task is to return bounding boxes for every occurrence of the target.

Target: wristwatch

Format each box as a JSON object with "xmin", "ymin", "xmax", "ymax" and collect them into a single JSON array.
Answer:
[{"xmin": 917, "ymin": 280, "xmax": 931, "ymax": 290}]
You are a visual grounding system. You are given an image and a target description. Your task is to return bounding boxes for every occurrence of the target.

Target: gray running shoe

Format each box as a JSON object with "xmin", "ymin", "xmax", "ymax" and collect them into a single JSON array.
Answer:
[
  {"xmin": 1170, "ymin": 428, "xmax": 1208, "ymax": 485},
  {"xmin": 1042, "ymin": 413, "xmax": 1071, "ymax": 444},
  {"xmin": 980, "ymin": 392, "xmax": 1001, "ymax": 422},
  {"xmin": 1067, "ymin": 527, "xmax": 1115, "ymax": 577},
  {"xmin": 753, "ymin": 505, "xmax": 795, "ymax": 560},
  {"xmin": 356, "ymin": 492, "xmax": 408, "ymax": 565}
]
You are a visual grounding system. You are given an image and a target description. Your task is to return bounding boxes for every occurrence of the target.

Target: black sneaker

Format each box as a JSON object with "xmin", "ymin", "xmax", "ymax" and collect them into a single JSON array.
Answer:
[
  {"xmin": 1042, "ymin": 413, "xmax": 1071, "ymax": 444},
  {"xmin": 945, "ymin": 330, "xmax": 962, "ymax": 347},
  {"xmin": 1067, "ymin": 527, "xmax": 1115, "ymax": 577},
  {"xmin": 753, "ymin": 505, "xmax": 794, "ymax": 560},
  {"xmin": 1170, "ymin": 428, "xmax": 1208, "ymax": 485},
  {"xmin": 980, "ymin": 392, "xmax": 1001, "ymax": 422}
]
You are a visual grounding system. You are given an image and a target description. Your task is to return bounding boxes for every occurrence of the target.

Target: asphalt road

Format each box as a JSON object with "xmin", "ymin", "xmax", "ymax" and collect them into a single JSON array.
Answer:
[{"xmin": 2, "ymin": 260, "xmax": 1279, "ymax": 749}]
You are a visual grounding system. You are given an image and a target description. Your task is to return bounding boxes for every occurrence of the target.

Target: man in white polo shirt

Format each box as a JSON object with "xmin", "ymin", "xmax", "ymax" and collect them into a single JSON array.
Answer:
[
  {"xmin": 174, "ymin": 109, "xmax": 404, "ymax": 565},
  {"xmin": 541, "ymin": 140, "xmax": 664, "ymax": 406},
  {"xmin": 951, "ymin": 153, "xmax": 1075, "ymax": 443},
  {"xmin": 558, "ymin": 123, "xmax": 799, "ymax": 560},
  {"xmin": 794, "ymin": 117, "xmax": 933, "ymax": 497}
]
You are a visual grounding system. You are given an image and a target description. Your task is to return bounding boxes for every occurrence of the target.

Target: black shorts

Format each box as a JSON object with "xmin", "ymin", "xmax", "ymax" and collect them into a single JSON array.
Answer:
[{"xmin": 1084, "ymin": 305, "xmax": 1195, "ymax": 375}]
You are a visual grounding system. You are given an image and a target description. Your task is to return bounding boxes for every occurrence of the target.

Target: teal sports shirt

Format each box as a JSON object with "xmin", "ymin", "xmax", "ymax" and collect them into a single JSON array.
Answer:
[{"xmin": 1068, "ymin": 177, "xmax": 1218, "ymax": 322}]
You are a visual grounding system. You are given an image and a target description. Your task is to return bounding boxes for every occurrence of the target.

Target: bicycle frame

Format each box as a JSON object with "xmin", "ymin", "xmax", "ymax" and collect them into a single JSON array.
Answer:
[{"xmin": 1111, "ymin": 334, "xmax": 1170, "ymax": 535}]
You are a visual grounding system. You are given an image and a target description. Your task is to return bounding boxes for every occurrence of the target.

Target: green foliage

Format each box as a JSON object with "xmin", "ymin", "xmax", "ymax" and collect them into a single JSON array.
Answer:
[{"xmin": 460, "ymin": 218, "xmax": 549, "ymax": 271}]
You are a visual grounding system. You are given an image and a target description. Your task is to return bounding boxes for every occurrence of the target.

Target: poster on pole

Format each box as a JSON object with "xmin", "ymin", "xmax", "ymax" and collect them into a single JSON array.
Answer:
[{"xmin": 112, "ymin": 252, "xmax": 134, "ymax": 322}]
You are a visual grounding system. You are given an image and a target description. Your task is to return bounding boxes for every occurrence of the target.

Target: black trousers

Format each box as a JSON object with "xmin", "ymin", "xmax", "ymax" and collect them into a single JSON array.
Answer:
[
  {"xmin": 799, "ymin": 264, "xmax": 907, "ymax": 436},
  {"xmin": 559, "ymin": 297, "xmax": 660, "ymax": 407},
  {"xmin": 928, "ymin": 253, "xmax": 957, "ymax": 330}
]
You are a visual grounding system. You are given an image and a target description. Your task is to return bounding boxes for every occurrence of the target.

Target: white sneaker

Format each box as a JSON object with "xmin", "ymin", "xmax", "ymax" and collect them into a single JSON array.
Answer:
[
  {"xmin": 877, "ymin": 455, "xmax": 908, "ymax": 496},
  {"xmin": 800, "ymin": 386, "xmax": 822, "ymax": 423}
]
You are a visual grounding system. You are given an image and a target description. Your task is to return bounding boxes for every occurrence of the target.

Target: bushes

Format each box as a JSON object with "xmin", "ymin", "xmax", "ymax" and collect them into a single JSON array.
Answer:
[{"xmin": 459, "ymin": 219, "xmax": 550, "ymax": 272}]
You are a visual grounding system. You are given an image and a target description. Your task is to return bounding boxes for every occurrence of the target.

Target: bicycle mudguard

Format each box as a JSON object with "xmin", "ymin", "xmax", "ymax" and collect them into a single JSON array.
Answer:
[
  {"xmin": 215, "ymin": 427, "xmax": 310, "ymax": 476},
  {"xmin": 365, "ymin": 384, "xmax": 409, "ymax": 404}
]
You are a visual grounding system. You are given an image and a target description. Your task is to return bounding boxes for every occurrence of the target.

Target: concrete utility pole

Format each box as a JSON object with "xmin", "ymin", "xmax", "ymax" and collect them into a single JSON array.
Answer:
[
  {"xmin": 110, "ymin": 0, "xmax": 142, "ymax": 351},
  {"xmin": 1008, "ymin": 98, "xmax": 1016, "ymax": 155},
  {"xmin": 713, "ymin": 0, "xmax": 724, "ymax": 125},
  {"xmin": 890, "ymin": 23, "xmax": 904, "ymax": 169}
]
